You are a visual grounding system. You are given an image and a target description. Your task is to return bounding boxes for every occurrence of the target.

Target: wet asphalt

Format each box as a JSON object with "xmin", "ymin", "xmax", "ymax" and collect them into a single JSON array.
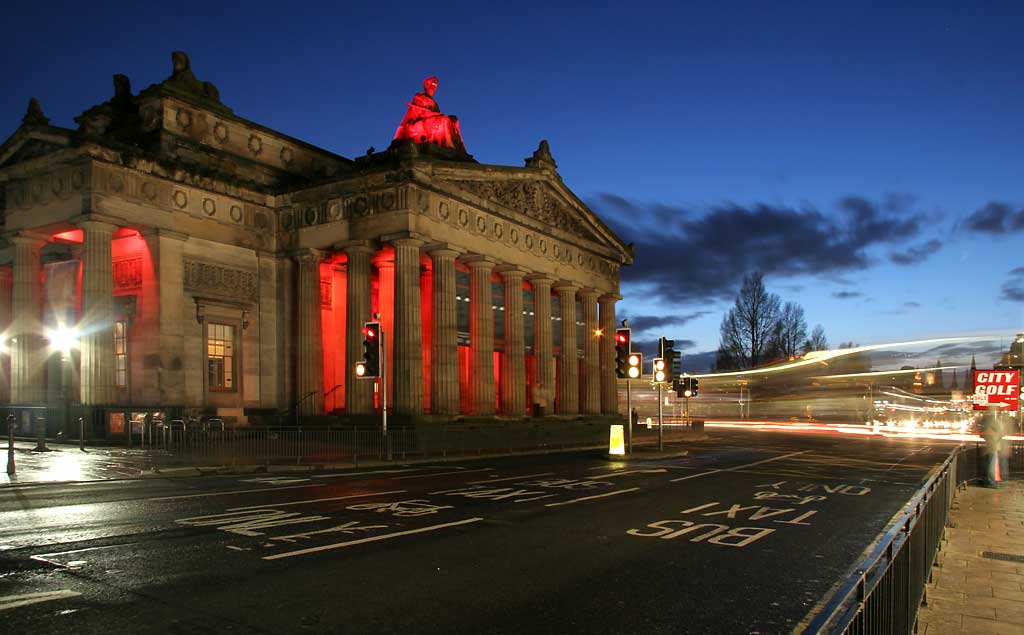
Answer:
[{"xmin": 0, "ymin": 428, "xmax": 960, "ymax": 634}]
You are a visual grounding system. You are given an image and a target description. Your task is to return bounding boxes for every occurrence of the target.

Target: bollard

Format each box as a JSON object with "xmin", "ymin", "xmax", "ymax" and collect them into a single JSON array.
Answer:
[
  {"xmin": 6, "ymin": 414, "xmax": 14, "ymax": 475},
  {"xmin": 78, "ymin": 417, "xmax": 85, "ymax": 452},
  {"xmin": 34, "ymin": 414, "xmax": 49, "ymax": 452}
]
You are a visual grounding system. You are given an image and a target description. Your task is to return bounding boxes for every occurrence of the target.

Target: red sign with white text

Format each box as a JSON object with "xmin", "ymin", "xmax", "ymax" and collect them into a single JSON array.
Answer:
[{"xmin": 974, "ymin": 370, "xmax": 1020, "ymax": 411}]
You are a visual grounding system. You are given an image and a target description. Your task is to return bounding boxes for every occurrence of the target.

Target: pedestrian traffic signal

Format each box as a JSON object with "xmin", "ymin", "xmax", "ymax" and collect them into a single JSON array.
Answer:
[
  {"xmin": 659, "ymin": 337, "xmax": 681, "ymax": 380},
  {"xmin": 675, "ymin": 375, "xmax": 699, "ymax": 398},
  {"xmin": 690, "ymin": 376, "xmax": 699, "ymax": 398},
  {"xmin": 652, "ymin": 357, "xmax": 667, "ymax": 383},
  {"xmin": 358, "ymin": 321, "xmax": 381, "ymax": 378},
  {"xmin": 627, "ymin": 352, "xmax": 642, "ymax": 379},
  {"xmin": 615, "ymin": 328, "xmax": 631, "ymax": 378}
]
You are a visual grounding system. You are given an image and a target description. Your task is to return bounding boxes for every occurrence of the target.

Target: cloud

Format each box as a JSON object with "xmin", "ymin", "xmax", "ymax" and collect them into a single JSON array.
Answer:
[
  {"xmin": 963, "ymin": 202, "xmax": 1024, "ymax": 234},
  {"xmin": 889, "ymin": 239, "xmax": 942, "ymax": 266},
  {"xmin": 833, "ymin": 291, "xmax": 863, "ymax": 299},
  {"xmin": 1002, "ymin": 268, "xmax": 1024, "ymax": 303},
  {"xmin": 904, "ymin": 301, "xmax": 921, "ymax": 308},
  {"xmin": 620, "ymin": 311, "xmax": 710, "ymax": 334},
  {"xmin": 591, "ymin": 193, "xmax": 934, "ymax": 305}
]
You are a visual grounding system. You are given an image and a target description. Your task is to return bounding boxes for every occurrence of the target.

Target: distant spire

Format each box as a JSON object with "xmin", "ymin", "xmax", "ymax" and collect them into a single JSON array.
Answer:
[
  {"xmin": 950, "ymin": 368, "xmax": 959, "ymax": 390},
  {"xmin": 965, "ymin": 355, "xmax": 977, "ymax": 392}
]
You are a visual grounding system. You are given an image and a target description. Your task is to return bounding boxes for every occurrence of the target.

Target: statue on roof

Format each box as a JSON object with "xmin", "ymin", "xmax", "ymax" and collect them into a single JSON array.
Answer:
[
  {"xmin": 22, "ymin": 98, "xmax": 50, "ymax": 127},
  {"xmin": 165, "ymin": 51, "xmax": 222, "ymax": 104},
  {"xmin": 393, "ymin": 76, "xmax": 466, "ymax": 153}
]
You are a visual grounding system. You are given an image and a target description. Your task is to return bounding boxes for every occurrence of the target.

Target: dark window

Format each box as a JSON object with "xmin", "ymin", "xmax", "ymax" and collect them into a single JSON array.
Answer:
[{"xmin": 114, "ymin": 320, "xmax": 128, "ymax": 388}]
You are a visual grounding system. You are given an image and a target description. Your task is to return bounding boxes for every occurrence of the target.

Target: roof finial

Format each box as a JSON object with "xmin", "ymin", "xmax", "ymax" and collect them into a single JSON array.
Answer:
[
  {"xmin": 525, "ymin": 140, "xmax": 557, "ymax": 169},
  {"xmin": 22, "ymin": 98, "xmax": 50, "ymax": 127}
]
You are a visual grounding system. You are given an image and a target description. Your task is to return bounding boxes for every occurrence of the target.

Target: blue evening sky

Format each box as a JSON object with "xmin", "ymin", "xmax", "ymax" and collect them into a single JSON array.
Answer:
[{"xmin": 3, "ymin": 1, "xmax": 1022, "ymax": 368}]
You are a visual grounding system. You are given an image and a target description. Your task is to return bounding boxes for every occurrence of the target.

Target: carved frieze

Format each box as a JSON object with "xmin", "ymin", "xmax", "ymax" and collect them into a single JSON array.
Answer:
[
  {"xmin": 113, "ymin": 257, "xmax": 142, "ymax": 291},
  {"xmin": 183, "ymin": 259, "xmax": 258, "ymax": 303},
  {"xmin": 448, "ymin": 179, "xmax": 598, "ymax": 242},
  {"xmin": 320, "ymin": 277, "xmax": 332, "ymax": 307}
]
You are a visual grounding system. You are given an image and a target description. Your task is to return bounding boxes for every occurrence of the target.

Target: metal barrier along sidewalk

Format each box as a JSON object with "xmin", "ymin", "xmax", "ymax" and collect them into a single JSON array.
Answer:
[{"xmin": 801, "ymin": 443, "xmax": 983, "ymax": 634}]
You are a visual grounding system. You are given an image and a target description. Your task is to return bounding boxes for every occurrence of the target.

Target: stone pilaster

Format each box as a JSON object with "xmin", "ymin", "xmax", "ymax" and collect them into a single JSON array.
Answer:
[
  {"xmin": 580, "ymin": 289, "xmax": 601, "ymax": 415},
  {"xmin": 599, "ymin": 294, "xmax": 621, "ymax": 415},
  {"xmin": 141, "ymin": 229, "xmax": 187, "ymax": 406},
  {"xmin": 295, "ymin": 249, "xmax": 323, "ymax": 416},
  {"xmin": 498, "ymin": 267, "xmax": 527, "ymax": 416},
  {"xmin": 0, "ymin": 266, "xmax": 11, "ymax": 403},
  {"xmin": 554, "ymin": 283, "xmax": 579, "ymax": 415},
  {"xmin": 10, "ymin": 234, "xmax": 44, "ymax": 404},
  {"xmin": 429, "ymin": 247, "xmax": 460, "ymax": 416},
  {"xmin": 463, "ymin": 256, "xmax": 495, "ymax": 415},
  {"xmin": 79, "ymin": 221, "xmax": 117, "ymax": 406},
  {"xmin": 527, "ymin": 275, "xmax": 554, "ymax": 415},
  {"xmin": 391, "ymin": 237, "xmax": 424, "ymax": 416},
  {"xmin": 344, "ymin": 243, "xmax": 374, "ymax": 415}
]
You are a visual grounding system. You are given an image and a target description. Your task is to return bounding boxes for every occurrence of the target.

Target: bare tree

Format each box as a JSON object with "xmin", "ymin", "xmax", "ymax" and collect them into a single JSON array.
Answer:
[
  {"xmin": 768, "ymin": 301, "xmax": 808, "ymax": 358},
  {"xmin": 716, "ymin": 272, "xmax": 781, "ymax": 370},
  {"xmin": 804, "ymin": 324, "xmax": 828, "ymax": 352}
]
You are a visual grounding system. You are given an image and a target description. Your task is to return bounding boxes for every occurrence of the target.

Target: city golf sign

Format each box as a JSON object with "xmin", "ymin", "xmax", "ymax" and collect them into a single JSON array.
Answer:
[{"xmin": 973, "ymin": 370, "xmax": 1020, "ymax": 411}]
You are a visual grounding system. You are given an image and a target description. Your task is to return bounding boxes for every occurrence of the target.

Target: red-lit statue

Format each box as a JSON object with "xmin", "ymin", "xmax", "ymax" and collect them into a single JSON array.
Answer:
[{"xmin": 393, "ymin": 76, "xmax": 467, "ymax": 153}]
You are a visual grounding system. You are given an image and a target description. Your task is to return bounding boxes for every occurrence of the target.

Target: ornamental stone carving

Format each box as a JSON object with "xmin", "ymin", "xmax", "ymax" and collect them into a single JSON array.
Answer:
[
  {"xmin": 450, "ymin": 179, "xmax": 598, "ymax": 241},
  {"xmin": 183, "ymin": 259, "xmax": 258, "ymax": 303},
  {"xmin": 113, "ymin": 257, "xmax": 143, "ymax": 291}
]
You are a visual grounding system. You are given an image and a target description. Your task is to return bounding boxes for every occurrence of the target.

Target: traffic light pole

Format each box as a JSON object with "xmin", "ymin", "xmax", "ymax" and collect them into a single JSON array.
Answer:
[
  {"xmin": 658, "ymin": 383, "xmax": 664, "ymax": 452},
  {"xmin": 381, "ymin": 330, "xmax": 389, "ymax": 461},
  {"xmin": 625, "ymin": 379, "xmax": 632, "ymax": 455}
]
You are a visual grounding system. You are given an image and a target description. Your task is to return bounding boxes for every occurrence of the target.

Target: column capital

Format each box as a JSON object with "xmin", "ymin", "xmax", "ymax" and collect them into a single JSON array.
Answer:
[
  {"xmin": 292, "ymin": 248, "xmax": 325, "ymax": 265},
  {"xmin": 459, "ymin": 254, "xmax": 497, "ymax": 270},
  {"xmin": 335, "ymin": 239, "xmax": 376, "ymax": 255},
  {"xmin": 381, "ymin": 231, "xmax": 427, "ymax": 246},
  {"xmin": 525, "ymin": 274, "xmax": 555, "ymax": 287},
  {"xmin": 598, "ymin": 293, "xmax": 623, "ymax": 303},
  {"xmin": 7, "ymin": 231, "xmax": 47, "ymax": 247},
  {"xmin": 552, "ymin": 282, "xmax": 581, "ymax": 294},
  {"xmin": 425, "ymin": 242, "xmax": 465, "ymax": 258},
  {"xmin": 495, "ymin": 265, "xmax": 528, "ymax": 280},
  {"xmin": 71, "ymin": 211, "xmax": 122, "ymax": 227},
  {"xmin": 578, "ymin": 287, "xmax": 601, "ymax": 301}
]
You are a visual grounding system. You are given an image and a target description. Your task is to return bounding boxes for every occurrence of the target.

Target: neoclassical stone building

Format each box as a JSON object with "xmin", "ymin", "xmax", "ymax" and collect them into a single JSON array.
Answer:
[{"xmin": 0, "ymin": 53, "xmax": 631, "ymax": 433}]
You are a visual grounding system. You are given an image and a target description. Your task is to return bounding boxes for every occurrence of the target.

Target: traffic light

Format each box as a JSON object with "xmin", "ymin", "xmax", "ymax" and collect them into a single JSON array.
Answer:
[
  {"xmin": 652, "ymin": 357, "xmax": 667, "ymax": 383},
  {"xmin": 358, "ymin": 321, "xmax": 381, "ymax": 378},
  {"xmin": 615, "ymin": 328, "xmax": 631, "ymax": 378},
  {"xmin": 676, "ymin": 375, "xmax": 698, "ymax": 398},
  {"xmin": 627, "ymin": 352, "xmax": 642, "ymax": 380},
  {"xmin": 659, "ymin": 337, "xmax": 681, "ymax": 380},
  {"xmin": 690, "ymin": 376, "xmax": 699, "ymax": 398}
]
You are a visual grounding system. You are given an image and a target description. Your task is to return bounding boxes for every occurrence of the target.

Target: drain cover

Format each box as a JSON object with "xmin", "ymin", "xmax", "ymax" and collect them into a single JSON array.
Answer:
[{"xmin": 982, "ymin": 551, "xmax": 1024, "ymax": 563}]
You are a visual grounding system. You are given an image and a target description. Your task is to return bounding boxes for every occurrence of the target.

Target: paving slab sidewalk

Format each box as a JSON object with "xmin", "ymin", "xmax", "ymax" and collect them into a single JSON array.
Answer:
[{"xmin": 919, "ymin": 480, "xmax": 1024, "ymax": 635}]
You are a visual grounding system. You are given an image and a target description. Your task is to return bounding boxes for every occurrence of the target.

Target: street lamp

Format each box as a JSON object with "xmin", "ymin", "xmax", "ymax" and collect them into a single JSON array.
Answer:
[{"xmin": 42, "ymin": 324, "xmax": 80, "ymax": 451}]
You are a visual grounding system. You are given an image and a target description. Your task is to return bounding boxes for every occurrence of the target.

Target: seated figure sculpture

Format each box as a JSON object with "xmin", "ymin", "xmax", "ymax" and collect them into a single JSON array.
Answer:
[{"xmin": 393, "ymin": 76, "xmax": 467, "ymax": 154}]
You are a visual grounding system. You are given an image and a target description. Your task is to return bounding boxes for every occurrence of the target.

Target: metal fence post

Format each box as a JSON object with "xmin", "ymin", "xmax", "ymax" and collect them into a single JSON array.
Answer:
[{"xmin": 6, "ymin": 414, "xmax": 15, "ymax": 475}]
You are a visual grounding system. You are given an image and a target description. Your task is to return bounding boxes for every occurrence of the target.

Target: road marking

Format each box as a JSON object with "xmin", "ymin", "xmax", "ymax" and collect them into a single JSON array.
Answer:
[
  {"xmin": 588, "ymin": 469, "xmax": 668, "ymax": 479},
  {"xmin": 465, "ymin": 472, "xmax": 555, "ymax": 484},
  {"xmin": 670, "ymin": 451, "xmax": 810, "ymax": 482},
  {"xmin": 392, "ymin": 468, "xmax": 493, "ymax": 480},
  {"xmin": 0, "ymin": 590, "xmax": 82, "ymax": 612},
  {"xmin": 544, "ymin": 488, "xmax": 641, "ymax": 507},
  {"xmin": 313, "ymin": 469, "xmax": 420, "ymax": 479},
  {"xmin": 31, "ymin": 543, "xmax": 139, "ymax": 568},
  {"xmin": 230, "ymin": 490, "xmax": 408, "ymax": 511},
  {"xmin": 262, "ymin": 517, "xmax": 484, "ymax": 560},
  {"xmin": 144, "ymin": 483, "xmax": 326, "ymax": 501}
]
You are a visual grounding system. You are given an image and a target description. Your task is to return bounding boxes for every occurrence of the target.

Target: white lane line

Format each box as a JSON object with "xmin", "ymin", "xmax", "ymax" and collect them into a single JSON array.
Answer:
[
  {"xmin": 669, "ymin": 450, "xmax": 811, "ymax": 482},
  {"xmin": 392, "ymin": 468, "xmax": 493, "ymax": 480},
  {"xmin": 0, "ymin": 590, "xmax": 82, "ymax": 612},
  {"xmin": 262, "ymin": 517, "xmax": 484, "ymax": 560},
  {"xmin": 229, "ymin": 490, "xmax": 408, "ymax": 511},
  {"xmin": 144, "ymin": 483, "xmax": 326, "ymax": 501},
  {"xmin": 544, "ymin": 488, "xmax": 641, "ymax": 508},
  {"xmin": 465, "ymin": 472, "xmax": 555, "ymax": 484},
  {"xmin": 313, "ymin": 469, "xmax": 420, "ymax": 479},
  {"xmin": 588, "ymin": 469, "xmax": 667, "ymax": 479}
]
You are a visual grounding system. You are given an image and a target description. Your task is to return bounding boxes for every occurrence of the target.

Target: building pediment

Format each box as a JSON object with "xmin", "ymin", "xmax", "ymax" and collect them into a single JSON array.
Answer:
[
  {"xmin": 435, "ymin": 172, "xmax": 632, "ymax": 264},
  {"xmin": 0, "ymin": 128, "xmax": 73, "ymax": 170}
]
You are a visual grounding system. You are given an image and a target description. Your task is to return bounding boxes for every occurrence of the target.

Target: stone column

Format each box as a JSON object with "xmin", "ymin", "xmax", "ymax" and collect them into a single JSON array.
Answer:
[
  {"xmin": 79, "ymin": 221, "xmax": 117, "ymax": 406},
  {"xmin": 554, "ymin": 283, "xmax": 579, "ymax": 415},
  {"xmin": 10, "ymin": 235, "xmax": 44, "ymax": 404},
  {"xmin": 527, "ymin": 275, "xmax": 554, "ymax": 415},
  {"xmin": 391, "ymin": 237, "xmax": 424, "ymax": 416},
  {"xmin": 463, "ymin": 256, "xmax": 495, "ymax": 415},
  {"xmin": 580, "ymin": 289, "xmax": 601, "ymax": 415},
  {"xmin": 373, "ymin": 251, "xmax": 395, "ymax": 408},
  {"xmin": 599, "ymin": 294, "xmax": 620, "ymax": 415},
  {"xmin": 498, "ymin": 267, "xmax": 527, "ymax": 416},
  {"xmin": 429, "ymin": 247, "xmax": 460, "ymax": 416},
  {"xmin": 344, "ymin": 242, "xmax": 374, "ymax": 415},
  {"xmin": 295, "ymin": 249, "xmax": 323, "ymax": 416}
]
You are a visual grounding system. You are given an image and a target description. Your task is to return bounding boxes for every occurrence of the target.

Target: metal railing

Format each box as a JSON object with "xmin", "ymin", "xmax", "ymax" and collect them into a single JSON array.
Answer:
[{"xmin": 803, "ymin": 443, "xmax": 983, "ymax": 634}]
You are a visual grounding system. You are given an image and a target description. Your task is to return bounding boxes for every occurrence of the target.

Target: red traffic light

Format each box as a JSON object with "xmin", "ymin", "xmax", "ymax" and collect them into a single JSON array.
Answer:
[
  {"xmin": 364, "ymin": 327, "xmax": 376, "ymax": 338},
  {"xmin": 616, "ymin": 333, "xmax": 627, "ymax": 344}
]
